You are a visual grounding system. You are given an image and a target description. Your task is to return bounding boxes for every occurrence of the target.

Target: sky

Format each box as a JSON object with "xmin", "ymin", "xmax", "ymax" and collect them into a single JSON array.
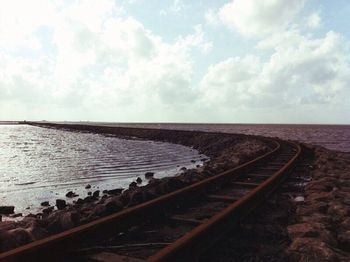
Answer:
[{"xmin": 0, "ymin": 0, "xmax": 349, "ymax": 124}]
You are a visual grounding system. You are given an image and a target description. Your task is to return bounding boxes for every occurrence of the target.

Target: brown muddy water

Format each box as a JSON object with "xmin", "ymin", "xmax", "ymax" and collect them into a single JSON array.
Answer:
[
  {"xmin": 91, "ymin": 123, "xmax": 350, "ymax": 152},
  {"xmin": 0, "ymin": 125, "xmax": 204, "ymax": 216}
]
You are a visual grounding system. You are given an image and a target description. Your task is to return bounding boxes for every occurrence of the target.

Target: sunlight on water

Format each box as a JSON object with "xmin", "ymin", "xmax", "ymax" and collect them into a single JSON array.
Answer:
[{"xmin": 0, "ymin": 125, "xmax": 203, "ymax": 215}]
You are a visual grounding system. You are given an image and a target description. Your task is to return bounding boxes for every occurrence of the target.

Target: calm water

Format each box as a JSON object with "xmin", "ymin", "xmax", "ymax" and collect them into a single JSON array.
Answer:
[
  {"xmin": 89, "ymin": 123, "xmax": 350, "ymax": 152},
  {"xmin": 0, "ymin": 125, "xmax": 203, "ymax": 215}
]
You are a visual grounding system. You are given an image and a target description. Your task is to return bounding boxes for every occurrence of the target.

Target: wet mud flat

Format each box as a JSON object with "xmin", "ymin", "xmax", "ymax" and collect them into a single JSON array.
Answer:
[{"xmin": 0, "ymin": 123, "xmax": 270, "ymax": 253}]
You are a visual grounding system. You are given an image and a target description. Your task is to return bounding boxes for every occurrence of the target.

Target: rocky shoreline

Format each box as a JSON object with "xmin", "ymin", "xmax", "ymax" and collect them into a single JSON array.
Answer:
[
  {"xmin": 287, "ymin": 145, "xmax": 350, "ymax": 261},
  {"xmin": 1, "ymin": 125, "xmax": 349, "ymax": 261},
  {"xmin": 0, "ymin": 126, "xmax": 270, "ymax": 253},
  {"xmin": 201, "ymin": 143, "xmax": 350, "ymax": 262}
]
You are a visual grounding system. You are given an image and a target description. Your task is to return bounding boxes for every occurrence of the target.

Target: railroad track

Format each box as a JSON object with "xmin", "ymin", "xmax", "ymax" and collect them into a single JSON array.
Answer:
[{"xmin": 0, "ymin": 135, "xmax": 301, "ymax": 262}]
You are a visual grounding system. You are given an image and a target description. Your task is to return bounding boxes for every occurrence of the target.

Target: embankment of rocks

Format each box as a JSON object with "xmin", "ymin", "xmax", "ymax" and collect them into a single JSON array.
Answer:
[
  {"xmin": 287, "ymin": 145, "xmax": 350, "ymax": 261},
  {"xmin": 0, "ymin": 125, "xmax": 270, "ymax": 252}
]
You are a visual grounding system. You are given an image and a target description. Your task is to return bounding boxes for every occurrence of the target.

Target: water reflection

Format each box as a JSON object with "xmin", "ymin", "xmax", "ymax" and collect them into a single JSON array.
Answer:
[{"xmin": 0, "ymin": 125, "xmax": 203, "ymax": 214}]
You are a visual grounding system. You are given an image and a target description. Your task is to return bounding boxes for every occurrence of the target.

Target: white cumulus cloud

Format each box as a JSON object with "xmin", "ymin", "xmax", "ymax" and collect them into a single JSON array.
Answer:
[
  {"xmin": 218, "ymin": 0, "xmax": 305, "ymax": 37},
  {"xmin": 200, "ymin": 31, "xmax": 350, "ymax": 111},
  {"xmin": 0, "ymin": 0, "xmax": 211, "ymax": 121}
]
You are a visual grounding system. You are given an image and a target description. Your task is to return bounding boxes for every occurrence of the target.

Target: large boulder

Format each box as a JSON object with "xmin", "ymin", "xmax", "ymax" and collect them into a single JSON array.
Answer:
[
  {"xmin": 0, "ymin": 228, "xmax": 33, "ymax": 252},
  {"xmin": 46, "ymin": 211, "xmax": 80, "ymax": 234},
  {"xmin": 104, "ymin": 198, "xmax": 124, "ymax": 214}
]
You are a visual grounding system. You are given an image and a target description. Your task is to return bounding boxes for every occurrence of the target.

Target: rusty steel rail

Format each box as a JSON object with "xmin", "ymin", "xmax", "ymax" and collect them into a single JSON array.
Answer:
[
  {"xmin": 0, "ymin": 135, "xmax": 281, "ymax": 261},
  {"xmin": 148, "ymin": 140, "xmax": 301, "ymax": 261}
]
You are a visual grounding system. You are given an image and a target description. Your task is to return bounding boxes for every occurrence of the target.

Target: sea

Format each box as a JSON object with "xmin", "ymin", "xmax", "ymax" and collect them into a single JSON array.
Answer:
[
  {"xmin": 0, "ymin": 124, "xmax": 203, "ymax": 216},
  {"xmin": 94, "ymin": 123, "xmax": 350, "ymax": 153},
  {"xmin": 0, "ymin": 122, "xmax": 349, "ymax": 216}
]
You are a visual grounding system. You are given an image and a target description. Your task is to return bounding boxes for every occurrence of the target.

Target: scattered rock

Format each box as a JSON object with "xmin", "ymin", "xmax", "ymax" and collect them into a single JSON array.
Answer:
[
  {"xmin": 0, "ymin": 228, "xmax": 33, "ymax": 251},
  {"xmin": 180, "ymin": 167, "xmax": 187, "ymax": 171},
  {"xmin": 87, "ymin": 192, "xmax": 92, "ymax": 196},
  {"xmin": 75, "ymin": 198, "xmax": 84, "ymax": 205},
  {"xmin": 40, "ymin": 201, "xmax": 50, "ymax": 207},
  {"xmin": 92, "ymin": 190, "xmax": 100, "ymax": 198},
  {"xmin": 288, "ymin": 237, "xmax": 338, "ymax": 262},
  {"xmin": 106, "ymin": 188, "xmax": 123, "ymax": 195},
  {"xmin": 88, "ymin": 204, "xmax": 106, "ymax": 219},
  {"xmin": 55, "ymin": 199, "xmax": 66, "ymax": 210},
  {"xmin": 42, "ymin": 206, "xmax": 54, "ymax": 215},
  {"xmin": 46, "ymin": 211, "xmax": 80, "ymax": 233},
  {"xmin": 129, "ymin": 182, "xmax": 137, "ymax": 189},
  {"xmin": 0, "ymin": 206, "xmax": 15, "ymax": 214},
  {"xmin": 136, "ymin": 177, "xmax": 142, "ymax": 184},
  {"xmin": 145, "ymin": 172, "xmax": 154, "ymax": 179},
  {"xmin": 10, "ymin": 213, "xmax": 23, "ymax": 218},
  {"xmin": 65, "ymin": 191, "xmax": 78, "ymax": 198},
  {"xmin": 85, "ymin": 184, "xmax": 91, "ymax": 189},
  {"xmin": 191, "ymin": 160, "xmax": 196, "ymax": 163},
  {"xmin": 104, "ymin": 198, "xmax": 124, "ymax": 214},
  {"xmin": 83, "ymin": 196, "xmax": 95, "ymax": 203}
]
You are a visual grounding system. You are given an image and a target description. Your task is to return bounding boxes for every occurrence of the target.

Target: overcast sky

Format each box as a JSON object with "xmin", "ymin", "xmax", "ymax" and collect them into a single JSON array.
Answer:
[{"xmin": 0, "ymin": 0, "xmax": 349, "ymax": 123}]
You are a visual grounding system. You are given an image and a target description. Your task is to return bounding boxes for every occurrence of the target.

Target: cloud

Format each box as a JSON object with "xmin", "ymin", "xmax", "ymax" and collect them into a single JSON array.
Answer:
[
  {"xmin": 200, "ymin": 31, "xmax": 350, "ymax": 111},
  {"xmin": 307, "ymin": 12, "xmax": 321, "ymax": 28},
  {"xmin": 160, "ymin": 0, "xmax": 187, "ymax": 16},
  {"xmin": 218, "ymin": 0, "xmax": 305, "ymax": 37},
  {"xmin": 0, "ymin": 0, "xmax": 211, "ymax": 120},
  {"xmin": 205, "ymin": 9, "xmax": 219, "ymax": 25}
]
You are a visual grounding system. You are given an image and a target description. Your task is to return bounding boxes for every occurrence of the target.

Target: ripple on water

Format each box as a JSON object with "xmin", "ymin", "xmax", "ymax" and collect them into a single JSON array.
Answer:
[{"xmin": 0, "ymin": 125, "xmax": 204, "ymax": 215}]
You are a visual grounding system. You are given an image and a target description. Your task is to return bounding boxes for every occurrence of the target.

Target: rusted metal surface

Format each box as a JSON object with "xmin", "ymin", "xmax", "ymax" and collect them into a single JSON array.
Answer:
[
  {"xmin": 0, "ymin": 123, "xmax": 301, "ymax": 262},
  {"xmin": 147, "ymin": 141, "xmax": 301, "ymax": 262},
  {"xmin": 0, "ymin": 134, "xmax": 280, "ymax": 262}
]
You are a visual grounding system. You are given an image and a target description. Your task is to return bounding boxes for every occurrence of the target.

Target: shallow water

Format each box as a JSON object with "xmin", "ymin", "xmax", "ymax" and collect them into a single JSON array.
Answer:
[
  {"xmin": 94, "ymin": 123, "xmax": 350, "ymax": 152},
  {"xmin": 0, "ymin": 125, "xmax": 203, "ymax": 215}
]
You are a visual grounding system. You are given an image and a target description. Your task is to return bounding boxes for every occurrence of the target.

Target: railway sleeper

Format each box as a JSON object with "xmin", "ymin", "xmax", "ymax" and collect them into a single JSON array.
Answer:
[
  {"xmin": 231, "ymin": 181, "xmax": 260, "ymax": 188},
  {"xmin": 206, "ymin": 194, "xmax": 239, "ymax": 202}
]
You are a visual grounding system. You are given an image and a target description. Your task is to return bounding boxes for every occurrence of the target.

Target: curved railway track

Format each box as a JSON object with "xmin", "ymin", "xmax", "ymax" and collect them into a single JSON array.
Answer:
[{"xmin": 0, "ymin": 131, "xmax": 301, "ymax": 262}]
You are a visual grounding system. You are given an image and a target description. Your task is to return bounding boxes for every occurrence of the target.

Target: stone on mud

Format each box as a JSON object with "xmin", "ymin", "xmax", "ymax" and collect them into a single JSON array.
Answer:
[
  {"xmin": 106, "ymin": 188, "xmax": 123, "ymax": 195},
  {"xmin": 92, "ymin": 190, "xmax": 100, "ymax": 198},
  {"xmin": 65, "ymin": 191, "xmax": 78, "ymax": 198},
  {"xmin": 145, "ymin": 172, "xmax": 154, "ymax": 179},
  {"xmin": 0, "ymin": 206, "xmax": 15, "ymax": 214},
  {"xmin": 56, "ymin": 199, "xmax": 66, "ymax": 210},
  {"xmin": 129, "ymin": 182, "xmax": 137, "ymax": 189},
  {"xmin": 41, "ymin": 201, "xmax": 50, "ymax": 207}
]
